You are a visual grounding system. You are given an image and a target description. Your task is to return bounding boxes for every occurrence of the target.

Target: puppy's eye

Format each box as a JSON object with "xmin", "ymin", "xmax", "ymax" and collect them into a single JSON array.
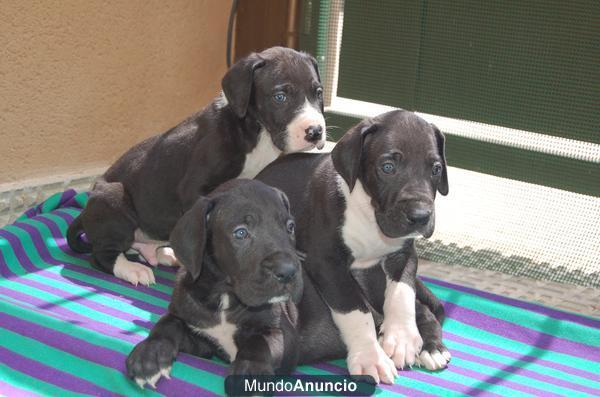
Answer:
[
  {"xmin": 381, "ymin": 162, "xmax": 396, "ymax": 175},
  {"xmin": 316, "ymin": 88, "xmax": 323, "ymax": 100},
  {"xmin": 233, "ymin": 227, "xmax": 249, "ymax": 240},
  {"xmin": 273, "ymin": 92, "xmax": 287, "ymax": 103},
  {"xmin": 432, "ymin": 162, "xmax": 443, "ymax": 176},
  {"xmin": 286, "ymin": 220, "xmax": 296, "ymax": 234}
]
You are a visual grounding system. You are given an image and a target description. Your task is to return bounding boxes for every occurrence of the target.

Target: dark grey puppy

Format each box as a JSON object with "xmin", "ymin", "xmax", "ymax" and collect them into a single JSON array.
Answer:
[
  {"xmin": 127, "ymin": 180, "xmax": 303, "ymax": 388},
  {"xmin": 67, "ymin": 47, "xmax": 326, "ymax": 285},
  {"xmin": 126, "ymin": 179, "xmax": 446, "ymax": 391},
  {"xmin": 256, "ymin": 110, "xmax": 451, "ymax": 383}
]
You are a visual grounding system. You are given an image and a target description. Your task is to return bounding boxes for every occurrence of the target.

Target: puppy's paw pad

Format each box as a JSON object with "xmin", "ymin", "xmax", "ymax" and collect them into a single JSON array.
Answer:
[
  {"xmin": 156, "ymin": 247, "xmax": 178, "ymax": 267},
  {"xmin": 417, "ymin": 349, "xmax": 450, "ymax": 371},
  {"xmin": 348, "ymin": 342, "xmax": 398, "ymax": 385},
  {"xmin": 114, "ymin": 258, "xmax": 156, "ymax": 286},
  {"xmin": 379, "ymin": 324, "xmax": 423, "ymax": 369}
]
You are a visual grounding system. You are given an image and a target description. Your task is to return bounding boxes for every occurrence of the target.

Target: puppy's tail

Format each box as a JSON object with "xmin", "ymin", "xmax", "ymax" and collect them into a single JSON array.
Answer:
[
  {"xmin": 416, "ymin": 278, "xmax": 446, "ymax": 325},
  {"xmin": 67, "ymin": 215, "xmax": 93, "ymax": 253}
]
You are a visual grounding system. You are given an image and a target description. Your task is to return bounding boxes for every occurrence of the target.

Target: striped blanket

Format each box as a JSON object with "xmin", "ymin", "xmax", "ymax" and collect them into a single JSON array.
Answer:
[{"xmin": 0, "ymin": 190, "xmax": 598, "ymax": 396}]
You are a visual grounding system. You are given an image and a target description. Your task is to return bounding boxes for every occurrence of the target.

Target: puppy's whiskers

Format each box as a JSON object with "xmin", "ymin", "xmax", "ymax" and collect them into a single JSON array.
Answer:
[{"xmin": 295, "ymin": 249, "xmax": 307, "ymax": 261}]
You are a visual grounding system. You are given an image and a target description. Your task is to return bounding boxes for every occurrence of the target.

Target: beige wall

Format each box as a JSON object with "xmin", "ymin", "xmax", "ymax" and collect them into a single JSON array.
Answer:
[{"xmin": 0, "ymin": 0, "xmax": 231, "ymax": 184}]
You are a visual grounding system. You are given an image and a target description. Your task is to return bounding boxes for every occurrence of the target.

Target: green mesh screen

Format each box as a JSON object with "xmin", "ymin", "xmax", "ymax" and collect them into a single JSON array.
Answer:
[{"xmin": 298, "ymin": 0, "xmax": 600, "ymax": 287}]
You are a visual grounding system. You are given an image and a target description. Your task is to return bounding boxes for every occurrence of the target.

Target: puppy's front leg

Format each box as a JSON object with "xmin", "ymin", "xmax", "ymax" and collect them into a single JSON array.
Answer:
[
  {"xmin": 309, "ymin": 260, "xmax": 397, "ymax": 384},
  {"xmin": 230, "ymin": 331, "xmax": 278, "ymax": 377},
  {"xmin": 379, "ymin": 243, "xmax": 423, "ymax": 369},
  {"xmin": 127, "ymin": 313, "xmax": 212, "ymax": 389}
]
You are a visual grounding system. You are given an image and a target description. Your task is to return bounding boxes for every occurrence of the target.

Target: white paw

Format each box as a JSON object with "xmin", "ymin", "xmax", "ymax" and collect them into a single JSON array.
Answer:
[
  {"xmin": 416, "ymin": 349, "xmax": 451, "ymax": 371},
  {"xmin": 347, "ymin": 341, "xmax": 398, "ymax": 384},
  {"xmin": 114, "ymin": 254, "xmax": 156, "ymax": 286},
  {"xmin": 134, "ymin": 366, "xmax": 171, "ymax": 389},
  {"xmin": 379, "ymin": 324, "xmax": 423, "ymax": 369},
  {"xmin": 156, "ymin": 247, "xmax": 179, "ymax": 267}
]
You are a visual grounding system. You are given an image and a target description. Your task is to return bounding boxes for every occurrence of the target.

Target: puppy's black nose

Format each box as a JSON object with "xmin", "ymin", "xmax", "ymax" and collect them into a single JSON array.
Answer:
[
  {"xmin": 271, "ymin": 262, "xmax": 297, "ymax": 283},
  {"xmin": 305, "ymin": 125, "xmax": 323, "ymax": 142},
  {"xmin": 407, "ymin": 209, "xmax": 431, "ymax": 225}
]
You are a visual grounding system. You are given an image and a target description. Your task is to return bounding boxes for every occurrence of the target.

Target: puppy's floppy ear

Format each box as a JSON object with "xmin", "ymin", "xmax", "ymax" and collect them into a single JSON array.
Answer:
[
  {"xmin": 432, "ymin": 124, "xmax": 449, "ymax": 196},
  {"xmin": 170, "ymin": 197, "xmax": 215, "ymax": 281},
  {"xmin": 275, "ymin": 188, "xmax": 291, "ymax": 214},
  {"xmin": 331, "ymin": 120, "xmax": 378, "ymax": 192},
  {"xmin": 307, "ymin": 54, "xmax": 322, "ymax": 84},
  {"xmin": 221, "ymin": 53, "xmax": 266, "ymax": 118}
]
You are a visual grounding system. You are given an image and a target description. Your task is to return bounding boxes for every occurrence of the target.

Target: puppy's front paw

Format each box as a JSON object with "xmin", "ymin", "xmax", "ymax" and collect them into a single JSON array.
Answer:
[
  {"xmin": 230, "ymin": 359, "xmax": 274, "ymax": 377},
  {"xmin": 379, "ymin": 323, "xmax": 423, "ymax": 369},
  {"xmin": 114, "ymin": 257, "xmax": 156, "ymax": 286},
  {"xmin": 347, "ymin": 341, "xmax": 398, "ymax": 385},
  {"xmin": 417, "ymin": 342, "xmax": 451, "ymax": 371},
  {"xmin": 126, "ymin": 338, "xmax": 176, "ymax": 389}
]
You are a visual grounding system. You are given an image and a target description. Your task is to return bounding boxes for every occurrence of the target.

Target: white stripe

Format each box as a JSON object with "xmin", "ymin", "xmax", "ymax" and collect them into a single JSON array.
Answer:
[{"xmin": 328, "ymin": 97, "xmax": 600, "ymax": 163}]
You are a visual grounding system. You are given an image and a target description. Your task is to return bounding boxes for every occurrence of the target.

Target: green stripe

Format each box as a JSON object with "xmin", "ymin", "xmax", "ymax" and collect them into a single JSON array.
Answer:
[
  {"xmin": 0, "ymin": 364, "xmax": 86, "ymax": 397},
  {"xmin": 52, "ymin": 209, "xmax": 177, "ymax": 283},
  {"xmin": 0, "ymin": 328, "xmax": 161, "ymax": 397},
  {"xmin": 444, "ymin": 319, "xmax": 600, "ymax": 373},
  {"xmin": 426, "ymin": 282, "xmax": 599, "ymax": 345},
  {"xmin": 40, "ymin": 192, "xmax": 62, "ymax": 214},
  {"xmin": 445, "ymin": 338, "xmax": 600, "ymax": 392}
]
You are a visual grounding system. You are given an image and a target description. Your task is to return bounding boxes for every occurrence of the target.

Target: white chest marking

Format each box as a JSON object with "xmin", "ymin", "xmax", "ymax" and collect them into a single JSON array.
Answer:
[
  {"xmin": 189, "ymin": 294, "xmax": 238, "ymax": 362},
  {"xmin": 238, "ymin": 128, "xmax": 282, "ymax": 179},
  {"xmin": 337, "ymin": 177, "xmax": 410, "ymax": 268}
]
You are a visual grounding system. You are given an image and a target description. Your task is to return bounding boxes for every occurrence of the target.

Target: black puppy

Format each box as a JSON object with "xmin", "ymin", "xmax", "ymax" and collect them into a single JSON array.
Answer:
[
  {"xmin": 126, "ymin": 179, "xmax": 446, "ymax": 390},
  {"xmin": 67, "ymin": 47, "xmax": 326, "ymax": 285},
  {"xmin": 127, "ymin": 180, "xmax": 303, "ymax": 388},
  {"xmin": 257, "ymin": 110, "xmax": 451, "ymax": 383}
]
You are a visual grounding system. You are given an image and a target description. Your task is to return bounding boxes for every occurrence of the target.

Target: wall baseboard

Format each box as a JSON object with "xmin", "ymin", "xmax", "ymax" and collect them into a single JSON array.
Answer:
[{"xmin": 0, "ymin": 167, "xmax": 106, "ymax": 227}]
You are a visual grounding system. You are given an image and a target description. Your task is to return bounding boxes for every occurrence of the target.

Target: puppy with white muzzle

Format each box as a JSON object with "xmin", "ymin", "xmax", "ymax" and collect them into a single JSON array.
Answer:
[{"xmin": 67, "ymin": 47, "xmax": 326, "ymax": 286}]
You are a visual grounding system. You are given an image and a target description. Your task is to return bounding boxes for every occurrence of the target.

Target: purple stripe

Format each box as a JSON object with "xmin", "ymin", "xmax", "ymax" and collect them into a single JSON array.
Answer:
[
  {"xmin": 0, "ymin": 311, "xmax": 219, "ymax": 397},
  {"xmin": 0, "ymin": 380, "xmax": 41, "ymax": 397},
  {"xmin": 311, "ymin": 363, "xmax": 436, "ymax": 397},
  {"xmin": 444, "ymin": 332, "xmax": 600, "ymax": 383},
  {"xmin": 37, "ymin": 212, "xmax": 176, "ymax": 286},
  {"xmin": 0, "ymin": 225, "xmax": 172, "ymax": 302},
  {"xmin": 4, "ymin": 220, "xmax": 167, "ymax": 316},
  {"xmin": 440, "ymin": 300, "xmax": 600, "ymax": 362},
  {"xmin": 0, "ymin": 346, "xmax": 114, "ymax": 396},
  {"xmin": 0, "ymin": 285, "xmax": 141, "ymax": 345},
  {"xmin": 422, "ymin": 276, "xmax": 600, "ymax": 329},
  {"xmin": 451, "ymin": 349, "xmax": 600, "ymax": 395}
]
